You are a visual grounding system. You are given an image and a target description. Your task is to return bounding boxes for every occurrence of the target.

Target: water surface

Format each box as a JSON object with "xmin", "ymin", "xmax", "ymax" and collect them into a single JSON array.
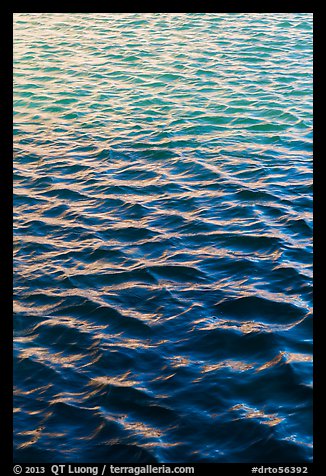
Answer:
[{"xmin": 13, "ymin": 13, "xmax": 313, "ymax": 463}]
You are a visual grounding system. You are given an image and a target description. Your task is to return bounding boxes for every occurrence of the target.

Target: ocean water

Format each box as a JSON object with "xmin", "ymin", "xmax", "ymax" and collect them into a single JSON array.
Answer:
[{"xmin": 13, "ymin": 13, "xmax": 313, "ymax": 463}]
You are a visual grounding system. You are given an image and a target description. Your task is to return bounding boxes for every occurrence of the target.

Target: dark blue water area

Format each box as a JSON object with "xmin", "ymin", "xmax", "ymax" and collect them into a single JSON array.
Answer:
[{"xmin": 13, "ymin": 14, "xmax": 312, "ymax": 463}]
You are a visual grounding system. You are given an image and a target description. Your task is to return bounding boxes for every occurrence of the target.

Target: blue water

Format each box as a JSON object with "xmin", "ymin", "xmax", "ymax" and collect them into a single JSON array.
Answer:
[{"xmin": 13, "ymin": 13, "xmax": 313, "ymax": 463}]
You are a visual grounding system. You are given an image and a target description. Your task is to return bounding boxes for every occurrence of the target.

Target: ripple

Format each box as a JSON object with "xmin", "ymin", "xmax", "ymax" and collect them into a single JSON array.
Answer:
[{"xmin": 14, "ymin": 13, "xmax": 312, "ymax": 463}]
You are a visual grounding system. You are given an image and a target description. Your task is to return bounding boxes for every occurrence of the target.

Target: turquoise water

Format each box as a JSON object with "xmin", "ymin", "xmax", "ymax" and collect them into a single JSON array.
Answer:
[{"xmin": 14, "ymin": 13, "xmax": 313, "ymax": 463}]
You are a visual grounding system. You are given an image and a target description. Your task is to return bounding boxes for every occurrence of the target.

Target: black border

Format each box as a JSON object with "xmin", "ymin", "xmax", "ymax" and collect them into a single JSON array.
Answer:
[
  {"xmin": 9, "ymin": 1, "xmax": 317, "ymax": 13},
  {"xmin": 2, "ymin": 2, "xmax": 14, "ymax": 472},
  {"xmin": 5, "ymin": 3, "xmax": 318, "ymax": 474}
]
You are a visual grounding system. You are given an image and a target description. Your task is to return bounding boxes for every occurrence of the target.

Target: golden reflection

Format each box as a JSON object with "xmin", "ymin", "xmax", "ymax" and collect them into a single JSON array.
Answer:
[
  {"xmin": 230, "ymin": 404, "xmax": 284, "ymax": 427},
  {"xmin": 196, "ymin": 316, "xmax": 306, "ymax": 335},
  {"xmin": 152, "ymin": 373, "xmax": 176, "ymax": 382},
  {"xmin": 284, "ymin": 436, "xmax": 313, "ymax": 448},
  {"xmin": 256, "ymin": 351, "xmax": 312, "ymax": 372},
  {"xmin": 49, "ymin": 390, "xmax": 99, "ymax": 407},
  {"xmin": 18, "ymin": 346, "xmax": 92, "ymax": 369},
  {"xmin": 203, "ymin": 360, "xmax": 255, "ymax": 373},
  {"xmin": 17, "ymin": 427, "xmax": 66, "ymax": 449},
  {"xmin": 16, "ymin": 410, "xmax": 56, "ymax": 449},
  {"xmin": 141, "ymin": 441, "xmax": 181, "ymax": 448},
  {"xmin": 256, "ymin": 353, "xmax": 284, "ymax": 372},
  {"xmin": 14, "ymin": 384, "xmax": 53, "ymax": 396},
  {"xmin": 17, "ymin": 426, "xmax": 44, "ymax": 449},
  {"xmin": 168, "ymin": 355, "xmax": 191, "ymax": 368},
  {"xmin": 14, "ymin": 335, "xmax": 37, "ymax": 344},
  {"xmin": 33, "ymin": 315, "xmax": 108, "ymax": 336},
  {"xmin": 122, "ymin": 420, "xmax": 163, "ymax": 438},
  {"xmin": 89, "ymin": 371, "xmax": 139, "ymax": 389},
  {"xmin": 108, "ymin": 337, "xmax": 152, "ymax": 349},
  {"xmin": 284, "ymin": 352, "xmax": 313, "ymax": 364},
  {"xmin": 79, "ymin": 422, "xmax": 106, "ymax": 441}
]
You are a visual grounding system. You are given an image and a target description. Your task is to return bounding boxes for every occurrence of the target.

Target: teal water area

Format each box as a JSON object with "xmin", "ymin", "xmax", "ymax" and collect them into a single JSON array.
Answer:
[{"xmin": 14, "ymin": 13, "xmax": 313, "ymax": 463}]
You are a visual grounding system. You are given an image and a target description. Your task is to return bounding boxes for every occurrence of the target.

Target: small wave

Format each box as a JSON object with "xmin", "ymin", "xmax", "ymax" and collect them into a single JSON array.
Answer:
[{"xmin": 14, "ymin": 12, "xmax": 312, "ymax": 463}]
